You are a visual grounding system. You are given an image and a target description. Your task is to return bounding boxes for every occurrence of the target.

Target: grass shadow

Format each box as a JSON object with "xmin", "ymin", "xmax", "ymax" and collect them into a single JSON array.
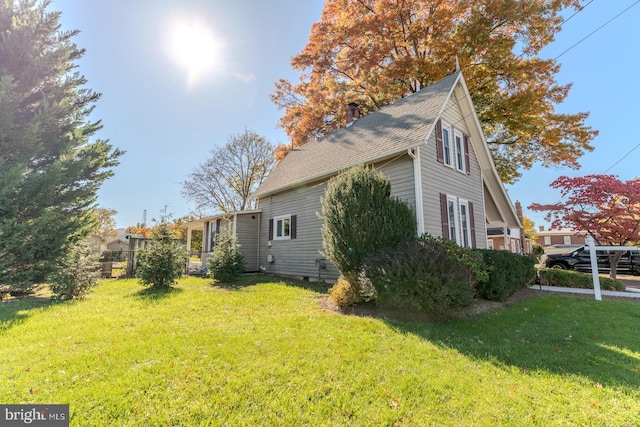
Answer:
[
  {"xmin": 133, "ymin": 286, "xmax": 184, "ymax": 302},
  {"xmin": 211, "ymin": 274, "xmax": 332, "ymax": 294},
  {"xmin": 388, "ymin": 294, "xmax": 640, "ymax": 390},
  {"xmin": 0, "ymin": 296, "xmax": 64, "ymax": 335}
]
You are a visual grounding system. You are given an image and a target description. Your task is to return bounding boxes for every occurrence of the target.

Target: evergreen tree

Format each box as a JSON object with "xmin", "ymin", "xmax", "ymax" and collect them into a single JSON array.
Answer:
[
  {"xmin": 0, "ymin": 1, "xmax": 122, "ymax": 288},
  {"xmin": 48, "ymin": 242, "xmax": 102, "ymax": 300},
  {"xmin": 321, "ymin": 165, "xmax": 416, "ymax": 283},
  {"xmin": 207, "ymin": 228, "xmax": 245, "ymax": 282},
  {"xmin": 136, "ymin": 220, "xmax": 187, "ymax": 290}
]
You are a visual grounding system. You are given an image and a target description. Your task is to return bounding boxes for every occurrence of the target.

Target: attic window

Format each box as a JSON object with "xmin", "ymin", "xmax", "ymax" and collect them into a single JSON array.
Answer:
[
  {"xmin": 442, "ymin": 125, "xmax": 452, "ymax": 166},
  {"xmin": 436, "ymin": 119, "xmax": 471, "ymax": 175},
  {"xmin": 454, "ymin": 129, "xmax": 464, "ymax": 172}
]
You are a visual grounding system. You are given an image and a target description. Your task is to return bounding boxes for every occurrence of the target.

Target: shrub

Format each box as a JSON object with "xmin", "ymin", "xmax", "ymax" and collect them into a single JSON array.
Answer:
[
  {"xmin": 136, "ymin": 221, "xmax": 187, "ymax": 289},
  {"xmin": 474, "ymin": 249, "xmax": 536, "ymax": 301},
  {"xmin": 419, "ymin": 234, "xmax": 488, "ymax": 284},
  {"xmin": 538, "ymin": 269, "xmax": 625, "ymax": 291},
  {"xmin": 207, "ymin": 229, "xmax": 245, "ymax": 282},
  {"xmin": 48, "ymin": 242, "xmax": 101, "ymax": 299},
  {"xmin": 329, "ymin": 276, "xmax": 362, "ymax": 308},
  {"xmin": 362, "ymin": 237, "xmax": 475, "ymax": 317},
  {"xmin": 530, "ymin": 245, "xmax": 545, "ymax": 263},
  {"xmin": 321, "ymin": 165, "xmax": 416, "ymax": 285}
]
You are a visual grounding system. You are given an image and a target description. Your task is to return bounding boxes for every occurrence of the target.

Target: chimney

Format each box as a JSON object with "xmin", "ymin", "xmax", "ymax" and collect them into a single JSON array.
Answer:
[
  {"xmin": 514, "ymin": 201, "xmax": 524, "ymax": 224},
  {"xmin": 346, "ymin": 102, "xmax": 360, "ymax": 127},
  {"xmin": 539, "ymin": 225, "xmax": 544, "ymax": 232}
]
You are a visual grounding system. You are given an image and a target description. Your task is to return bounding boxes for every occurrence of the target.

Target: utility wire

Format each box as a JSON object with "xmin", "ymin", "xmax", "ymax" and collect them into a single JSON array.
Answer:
[
  {"xmin": 560, "ymin": 0, "xmax": 595, "ymax": 26},
  {"xmin": 602, "ymin": 143, "xmax": 640, "ymax": 174},
  {"xmin": 553, "ymin": 0, "xmax": 640, "ymax": 60},
  {"xmin": 446, "ymin": 0, "xmax": 640, "ymax": 175}
]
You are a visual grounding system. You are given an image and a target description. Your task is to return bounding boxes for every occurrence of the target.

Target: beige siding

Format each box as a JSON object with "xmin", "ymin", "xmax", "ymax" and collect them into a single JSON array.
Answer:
[
  {"xmin": 235, "ymin": 213, "xmax": 260, "ymax": 271},
  {"xmin": 258, "ymin": 180, "xmax": 339, "ymax": 281},
  {"xmin": 374, "ymin": 154, "xmax": 416, "ymax": 210},
  {"xmin": 257, "ymin": 154, "xmax": 416, "ymax": 282},
  {"xmin": 202, "ymin": 213, "xmax": 260, "ymax": 273},
  {"xmin": 420, "ymin": 97, "xmax": 488, "ymax": 248}
]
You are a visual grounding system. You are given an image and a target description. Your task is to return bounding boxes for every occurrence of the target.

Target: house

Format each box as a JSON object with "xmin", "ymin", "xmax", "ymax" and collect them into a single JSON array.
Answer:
[
  {"xmin": 487, "ymin": 201, "xmax": 532, "ymax": 254},
  {"xmin": 536, "ymin": 227, "xmax": 587, "ymax": 248},
  {"xmin": 250, "ymin": 69, "xmax": 521, "ymax": 282},
  {"xmin": 185, "ymin": 210, "xmax": 261, "ymax": 272},
  {"xmin": 106, "ymin": 237, "xmax": 129, "ymax": 260}
]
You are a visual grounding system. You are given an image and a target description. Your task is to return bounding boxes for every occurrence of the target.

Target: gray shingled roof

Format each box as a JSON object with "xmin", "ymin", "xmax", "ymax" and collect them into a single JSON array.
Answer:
[{"xmin": 252, "ymin": 71, "xmax": 460, "ymax": 198}]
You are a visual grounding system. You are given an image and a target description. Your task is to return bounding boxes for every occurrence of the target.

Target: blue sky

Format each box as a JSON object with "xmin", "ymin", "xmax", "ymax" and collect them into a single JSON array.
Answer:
[{"xmin": 52, "ymin": 0, "xmax": 639, "ymax": 229}]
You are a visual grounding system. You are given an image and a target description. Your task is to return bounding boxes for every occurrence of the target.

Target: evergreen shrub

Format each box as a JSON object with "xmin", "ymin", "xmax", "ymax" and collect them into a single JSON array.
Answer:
[
  {"xmin": 538, "ymin": 269, "xmax": 625, "ymax": 291},
  {"xmin": 474, "ymin": 249, "xmax": 536, "ymax": 301},
  {"xmin": 136, "ymin": 221, "xmax": 187, "ymax": 289},
  {"xmin": 362, "ymin": 236, "xmax": 476, "ymax": 316},
  {"xmin": 48, "ymin": 242, "xmax": 101, "ymax": 299},
  {"xmin": 207, "ymin": 229, "xmax": 245, "ymax": 282},
  {"xmin": 321, "ymin": 165, "xmax": 416, "ymax": 284}
]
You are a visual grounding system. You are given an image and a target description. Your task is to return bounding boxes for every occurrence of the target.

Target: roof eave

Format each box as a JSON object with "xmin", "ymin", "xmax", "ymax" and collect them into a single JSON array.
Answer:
[{"xmin": 251, "ymin": 146, "xmax": 419, "ymax": 199}]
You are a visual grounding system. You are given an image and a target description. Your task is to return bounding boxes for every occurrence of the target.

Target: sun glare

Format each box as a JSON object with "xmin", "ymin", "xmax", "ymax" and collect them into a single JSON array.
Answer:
[{"xmin": 167, "ymin": 19, "xmax": 223, "ymax": 87}]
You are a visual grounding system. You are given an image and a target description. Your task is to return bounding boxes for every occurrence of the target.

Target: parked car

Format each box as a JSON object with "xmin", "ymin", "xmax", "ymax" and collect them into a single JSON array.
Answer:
[{"xmin": 544, "ymin": 246, "xmax": 640, "ymax": 275}]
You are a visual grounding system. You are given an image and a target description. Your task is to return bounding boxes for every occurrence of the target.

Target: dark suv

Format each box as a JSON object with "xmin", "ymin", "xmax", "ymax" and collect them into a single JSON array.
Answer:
[{"xmin": 544, "ymin": 246, "xmax": 640, "ymax": 275}]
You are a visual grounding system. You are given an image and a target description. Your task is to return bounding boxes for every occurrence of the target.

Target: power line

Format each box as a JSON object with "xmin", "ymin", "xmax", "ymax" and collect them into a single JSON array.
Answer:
[
  {"xmin": 447, "ymin": 0, "xmax": 639, "ymax": 171},
  {"xmin": 602, "ymin": 143, "xmax": 640, "ymax": 174},
  {"xmin": 560, "ymin": 0, "xmax": 595, "ymax": 26},
  {"xmin": 553, "ymin": 0, "xmax": 640, "ymax": 61}
]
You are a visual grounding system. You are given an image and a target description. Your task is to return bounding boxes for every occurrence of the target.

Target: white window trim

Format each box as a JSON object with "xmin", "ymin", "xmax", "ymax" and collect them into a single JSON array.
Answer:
[
  {"xmin": 453, "ymin": 128, "xmax": 465, "ymax": 173},
  {"xmin": 273, "ymin": 214, "xmax": 291, "ymax": 240},
  {"xmin": 458, "ymin": 198, "xmax": 472, "ymax": 248},
  {"xmin": 446, "ymin": 195, "xmax": 458, "ymax": 243},
  {"xmin": 441, "ymin": 120, "xmax": 453, "ymax": 168},
  {"xmin": 446, "ymin": 195, "xmax": 473, "ymax": 248}
]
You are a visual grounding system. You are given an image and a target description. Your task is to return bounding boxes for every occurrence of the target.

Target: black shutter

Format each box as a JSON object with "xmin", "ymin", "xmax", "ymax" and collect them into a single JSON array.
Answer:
[
  {"xmin": 268, "ymin": 219, "xmax": 273, "ymax": 240},
  {"xmin": 290, "ymin": 215, "xmax": 297, "ymax": 239},
  {"xmin": 469, "ymin": 202, "xmax": 476, "ymax": 248},
  {"xmin": 464, "ymin": 134, "xmax": 470, "ymax": 175},
  {"xmin": 440, "ymin": 193, "xmax": 449, "ymax": 239},
  {"xmin": 435, "ymin": 119, "xmax": 444, "ymax": 163}
]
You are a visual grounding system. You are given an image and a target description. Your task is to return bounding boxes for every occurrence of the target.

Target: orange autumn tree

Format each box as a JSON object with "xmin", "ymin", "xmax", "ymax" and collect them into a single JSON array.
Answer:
[
  {"xmin": 271, "ymin": 0, "xmax": 597, "ymax": 183},
  {"xmin": 529, "ymin": 175, "xmax": 640, "ymax": 279}
]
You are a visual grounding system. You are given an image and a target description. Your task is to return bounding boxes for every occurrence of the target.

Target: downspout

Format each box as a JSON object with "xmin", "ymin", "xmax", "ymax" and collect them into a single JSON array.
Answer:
[
  {"xmin": 232, "ymin": 214, "xmax": 238, "ymax": 236},
  {"xmin": 407, "ymin": 148, "xmax": 424, "ymax": 236}
]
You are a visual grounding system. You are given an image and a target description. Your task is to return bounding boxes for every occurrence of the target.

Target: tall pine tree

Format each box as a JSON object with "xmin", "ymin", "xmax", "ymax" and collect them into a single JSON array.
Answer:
[{"xmin": 0, "ymin": 0, "xmax": 122, "ymax": 288}]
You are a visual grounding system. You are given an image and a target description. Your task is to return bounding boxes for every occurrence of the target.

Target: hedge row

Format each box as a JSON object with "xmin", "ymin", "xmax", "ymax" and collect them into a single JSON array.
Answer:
[
  {"xmin": 474, "ymin": 249, "xmax": 537, "ymax": 301},
  {"xmin": 538, "ymin": 268, "xmax": 625, "ymax": 291},
  {"xmin": 337, "ymin": 235, "xmax": 539, "ymax": 315}
]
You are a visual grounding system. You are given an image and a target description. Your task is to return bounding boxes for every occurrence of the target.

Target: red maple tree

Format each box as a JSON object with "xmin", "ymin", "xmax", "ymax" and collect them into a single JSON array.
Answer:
[{"xmin": 529, "ymin": 175, "xmax": 640, "ymax": 279}]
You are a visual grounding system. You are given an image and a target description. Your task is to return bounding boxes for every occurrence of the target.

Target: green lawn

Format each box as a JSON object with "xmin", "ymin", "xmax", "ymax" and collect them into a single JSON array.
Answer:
[{"xmin": 1, "ymin": 277, "xmax": 639, "ymax": 426}]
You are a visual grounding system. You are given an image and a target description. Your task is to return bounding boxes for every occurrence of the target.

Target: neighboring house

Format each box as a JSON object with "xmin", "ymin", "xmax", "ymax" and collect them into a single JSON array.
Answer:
[
  {"xmin": 105, "ymin": 237, "xmax": 129, "ymax": 262},
  {"xmin": 251, "ymin": 69, "xmax": 521, "ymax": 282},
  {"xmin": 185, "ymin": 210, "xmax": 261, "ymax": 272},
  {"xmin": 536, "ymin": 227, "xmax": 587, "ymax": 247},
  {"xmin": 106, "ymin": 237, "xmax": 129, "ymax": 254},
  {"xmin": 487, "ymin": 201, "xmax": 532, "ymax": 254}
]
